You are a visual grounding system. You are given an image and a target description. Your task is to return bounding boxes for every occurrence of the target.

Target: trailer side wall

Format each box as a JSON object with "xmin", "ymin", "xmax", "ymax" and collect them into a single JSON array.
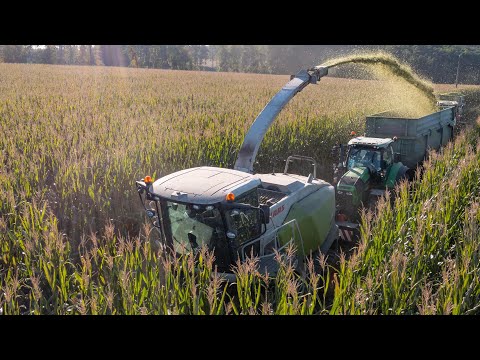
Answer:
[{"xmin": 365, "ymin": 107, "xmax": 455, "ymax": 168}]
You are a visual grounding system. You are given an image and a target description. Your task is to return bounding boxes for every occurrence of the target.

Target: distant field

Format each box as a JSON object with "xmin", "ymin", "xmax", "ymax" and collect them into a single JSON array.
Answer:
[{"xmin": 1, "ymin": 63, "xmax": 480, "ymax": 315}]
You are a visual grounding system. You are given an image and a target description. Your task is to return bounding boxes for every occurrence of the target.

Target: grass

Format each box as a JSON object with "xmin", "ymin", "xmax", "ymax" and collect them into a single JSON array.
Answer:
[{"xmin": 1, "ymin": 63, "xmax": 480, "ymax": 314}]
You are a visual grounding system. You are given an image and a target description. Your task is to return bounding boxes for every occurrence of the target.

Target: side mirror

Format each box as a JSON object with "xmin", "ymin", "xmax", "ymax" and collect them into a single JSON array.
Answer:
[
  {"xmin": 394, "ymin": 153, "xmax": 401, "ymax": 162},
  {"xmin": 136, "ymin": 180, "xmax": 147, "ymax": 194},
  {"xmin": 260, "ymin": 204, "xmax": 270, "ymax": 224}
]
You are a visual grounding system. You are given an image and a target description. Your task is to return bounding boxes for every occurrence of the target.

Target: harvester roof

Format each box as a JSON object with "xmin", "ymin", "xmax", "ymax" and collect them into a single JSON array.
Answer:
[
  {"xmin": 151, "ymin": 167, "xmax": 260, "ymax": 205},
  {"xmin": 348, "ymin": 136, "xmax": 393, "ymax": 148}
]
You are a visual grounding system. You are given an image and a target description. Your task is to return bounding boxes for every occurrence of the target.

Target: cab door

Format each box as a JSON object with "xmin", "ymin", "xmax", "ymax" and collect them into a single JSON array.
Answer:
[{"xmin": 382, "ymin": 146, "xmax": 394, "ymax": 183}]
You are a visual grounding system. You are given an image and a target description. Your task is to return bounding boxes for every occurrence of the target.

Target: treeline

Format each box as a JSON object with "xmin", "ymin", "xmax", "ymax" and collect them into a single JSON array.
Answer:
[
  {"xmin": 0, "ymin": 45, "xmax": 102, "ymax": 66},
  {"xmin": 383, "ymin": 45, "xmax": 480, "ymax": 84},
  {"xmin": 0, "ymin": 45, "xmax": 348, "ymax": 73},
  {"xmin": 0, "ymin": 45, "xmax": 211, "ymax": 69},
  {"xmin": 1, "ymin": 45, "xmax": 480, "ymax": 84},
  {"xmin": 0, "ymin": 45, "xmax": 285, "ymax": 73}
]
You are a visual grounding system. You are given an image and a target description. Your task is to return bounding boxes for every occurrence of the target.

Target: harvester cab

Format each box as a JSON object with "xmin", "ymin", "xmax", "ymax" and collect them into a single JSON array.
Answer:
[
  {"xmin": 136, "ymin": 161, "xmax": 337, "ymax": 281},
  {"xmin": 136, "ymin": 66, "xmax": 339, "ymax": 280},
  {"xmin": 136, "ymin": 168, "xmax": 269, "ymax": 274}
]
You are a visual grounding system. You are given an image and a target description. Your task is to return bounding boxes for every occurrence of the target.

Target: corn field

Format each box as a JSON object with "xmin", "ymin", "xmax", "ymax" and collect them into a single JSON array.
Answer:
[{"xmin": 1, "ymin": 63, "xmax": 480, "ymax": 314}]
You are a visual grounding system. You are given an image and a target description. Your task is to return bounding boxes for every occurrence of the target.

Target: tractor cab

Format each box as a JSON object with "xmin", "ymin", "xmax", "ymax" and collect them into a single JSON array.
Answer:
[
  {"xmin": 334, "ymin": 136, "xmax": 399, "ymax": 220},
  {"xmin": 136, "ymin": 167, "xmax": 269, "ymax": 272},
  {"xmin": 345, "ymin": 137, "xmax": 396, "ymax": 182},
  {"xmin": 334, "ymin": 137, "xmax": 397, "ymax": 185}
]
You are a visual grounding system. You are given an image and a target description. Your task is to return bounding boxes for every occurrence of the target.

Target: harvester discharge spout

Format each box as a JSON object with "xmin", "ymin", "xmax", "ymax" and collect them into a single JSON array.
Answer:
[{"xmin": 234, "ymin": 66, "xmax": 328, "ymax": 173}]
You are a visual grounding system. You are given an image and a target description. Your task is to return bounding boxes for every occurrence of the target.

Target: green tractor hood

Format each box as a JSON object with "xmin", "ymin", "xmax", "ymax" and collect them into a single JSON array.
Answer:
[
  {"xmin": 336, "ymin": 167, "xmax": 370, "ymax": 213},
  {"xmin": 338, "ymin": 167, "xmax": 370, "ymax": 188}
]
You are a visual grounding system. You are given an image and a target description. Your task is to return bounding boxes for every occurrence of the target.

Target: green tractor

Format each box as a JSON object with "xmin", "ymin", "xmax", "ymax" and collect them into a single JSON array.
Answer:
[
  {"xmin": 333, "ymin": 99, "xmax": 461, "ymax": 222},
  {"xmin": 333, "ymin": 136, "xmax": 408, "ymax": 221}
]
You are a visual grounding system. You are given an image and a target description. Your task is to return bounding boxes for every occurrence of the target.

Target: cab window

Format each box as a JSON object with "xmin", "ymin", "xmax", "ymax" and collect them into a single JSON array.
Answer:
[
  {"xmin": 348, "ymin": 148, "xmax": 381, "ymax": 171},
  {"xmin": 225, "ymin": 207, "xmax": 262, "ymax": 245},
  {"xmin": 383, "ymin": 148, "xmax": 393, "ymax": 169},
  {"xmin": 234, "ymin": 188, "xmax": 259, "ymax": 207}
]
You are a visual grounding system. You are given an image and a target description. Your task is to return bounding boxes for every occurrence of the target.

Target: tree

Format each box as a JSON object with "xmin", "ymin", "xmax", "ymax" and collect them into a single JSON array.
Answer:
[
  {"xmin": 208, "ymin": 45, "xmax": 217, "ymax": 69},
  {"xmin": 240, "ymin": 45, "xmax": 266, "ymax": 73},
  {"xmin": 216, "ymin": 45, "xmax": 230, "ymax": 72},
  {"xmin": 265, "ymin": 45, "xmax": 293, "ymax": 74},
  {"xmin": 167, "ymin": 45, "xmax": 192, "ymax": 70},
  {"xmin": 91, "ymin": 46, "xmax": 103, "ymax": 66},
  {"xmin": 198, "ymin": 45, "xmax": 209, "ymax": 68},
  {"xmin": 89, "ymin": 45, "xmax": 95, "ymax": 65},
  {"xmin": 42, "ymin": 45, "xmax": 57, "ymax": 64},
  {"xmin": 57, "ymin": 45, "xmax": 65, "ymax": 65},
  {"xmin": 2, "ymin": 45, "xmax": 26, "ymax": 63},
  {"xmin": 78, "ymin": 45, "xmax": 89, "ymax": 65},
  {"xmin": 229, "ymin": 45, "xmax": 241, "ymax": 72},
  {"xmin": 128, "ymin": 46, "xmax": 139, "ymax": 67},
  {"xmin": 64, "ymin": 45, "xmax": 78, "ymax": 65},
  {"xmin": 99, "ymin": 45, "xmax": 128, "ymax": 67},
  {"xmin": 188, "ymin": 45, "xmax": 209, "ymax": 69}
]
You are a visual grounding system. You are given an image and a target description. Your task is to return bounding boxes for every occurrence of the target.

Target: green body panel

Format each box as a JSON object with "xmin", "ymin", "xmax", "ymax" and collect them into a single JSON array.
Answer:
[
  {"xmin": 347, "ymin": 167, "xmax": 370, "ymax": 183},
  {"xmin": 280, "ymin": 186, "xmax": 335, "ymax": 255},
  {"xmin": 337, "ymin": 167, "xmax": 370, "ymax": 206},
  {"xmin": 337, "ymin": 184, "xmax": 362, "ymax": 206},
  {"xmin": 384, "ymin": 162, "xmax": 404, "ymax": 189}
]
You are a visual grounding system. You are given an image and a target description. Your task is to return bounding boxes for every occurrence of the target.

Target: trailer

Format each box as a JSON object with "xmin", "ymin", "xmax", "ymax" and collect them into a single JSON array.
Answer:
[
  {"xmin": 334, "ymin": 104, "xmax": 458, "ymax": 222},
  {"xmin": 365, "ymin": 106, "xmax": 456, "ymax": 168}
]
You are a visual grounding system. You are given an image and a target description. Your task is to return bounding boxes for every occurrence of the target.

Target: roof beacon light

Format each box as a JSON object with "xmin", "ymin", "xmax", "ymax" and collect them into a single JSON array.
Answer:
[
  {"xmin": 144, "ymin": 176, "xmax": 153, "ymax": 184},
  {"xmin": 226, "ymin": 193, "xmax": 235, "ymax": 202},
  {"xmin": 350, "ymin": 131, "xmax": 356, "ymax": 136}
]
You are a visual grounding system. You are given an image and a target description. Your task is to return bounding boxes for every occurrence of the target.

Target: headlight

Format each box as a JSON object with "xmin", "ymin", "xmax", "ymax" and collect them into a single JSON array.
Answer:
[
  {"xmin": 146, "ymin": 210, "xmax": 156, "ymax": 218},
  {"xmin": 346, "ymin": 192, "xmax": 353, "ymax": 196},
  {"xmin": 337, "ymin": 191, "xmax": 343, "ymax": 194}
]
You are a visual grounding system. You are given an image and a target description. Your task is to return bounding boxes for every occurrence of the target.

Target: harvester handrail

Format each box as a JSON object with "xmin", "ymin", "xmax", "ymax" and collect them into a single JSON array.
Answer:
[{"xmin": 283, "ymin": 155, "xmax": 317, "ymax": 179}]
